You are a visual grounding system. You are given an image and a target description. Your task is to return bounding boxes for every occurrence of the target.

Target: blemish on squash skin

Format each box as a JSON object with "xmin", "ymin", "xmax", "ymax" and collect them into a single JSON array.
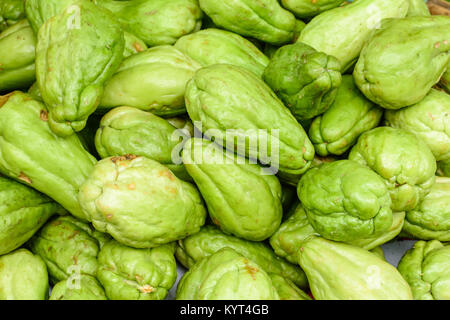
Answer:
[
  {"xmin": 243, "ymin": 259, "xmax": 258, "ymax": 280},
  {"xmin": 18, "ymin": 172, "xmax": 32, "ymax": 184},
  {"xmin": 0, "ymin": 92, "xmax": 14, "ymax": 108},
  {"xmin": 40, "ymin": 110, "xmax": 49, "ymax": 121},
  {"xmin": 111, "ymin": 154, "xmax": 138, "ymax": 163}
]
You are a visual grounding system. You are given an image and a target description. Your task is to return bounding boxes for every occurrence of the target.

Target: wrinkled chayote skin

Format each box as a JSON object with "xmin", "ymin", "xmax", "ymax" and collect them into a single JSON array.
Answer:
[
  {"xmin": 29, "ymin": 215, "xmax": 109, "ymax": 284},
  {"xmin": 99, "ymin": 46, "xmax": 201, "ymax": 117},
  {"xmin": 0, "ymin": 249, "xmax": 49, "ymax": 300},
  {"xmin": 95, "ymin": 107, "xmax": 191, "ymax": 181},
  {"xmin": 298, "ymin": 160, "xmax": 393, "ymax": 242},
  {"xmin": 398, "ymin": 240, "xmax": 450, "ymax": 300},
  {"xmin": 35, "ymin": 0, "xmax": 125, "ymax": 136},
  {"xmin": 407, "ymin": 0, "xmax": 431, "ymax": 17},
  {"xmin": 177, "ymin": 248, "xmax": 280, "ymax": 300},
  {"xmin": 0, "ymin": 92, "xmax": 97, "ymax": 221},
  {"xmin": 401, "ymin": 177, "xmax": 450, "ymax": 241},
  {"xmin": 298, "ymin": 236, "xmax": 413, "ymax": 300},
  {"xmin": 0, "ymin": 0, "xmax": 25, "ymax": 32},
  {"xmin": 281, "ymin": 0, "xmax": 345, "ymax": 19},
  {"xmin": 385, "ymin": 89, "xmax": 450, "ymax": 162},
  {"xmin": 50, "ymin": 275, "xmax": 107, "ymax": 300},
  {"xmin": 0, "ymin": 20, "xmax": 36, "ymax": 93},
  {"xmin": 174, "ymin": 28, "xmax": 269, "ymax": 77},
  {"xmin": 309, "ymin": 75, "xmax": 383, "ymax": 156},
  {"xmin": 185, "ymin": 64, "xmax": 315, "ymax": 179},
  {"xmin": 95, "ymin": 0, "xmax": 202, "ymax": 47},
  {"xmin": 270, "ymin": 202, "xmax": 405, "ymax": 264},
  {"xmin": 354, "ymin": 16, "xmax": 450, "ymax": 109},
  {"xmin": 297, "ymin": 0, "xmax": 409, "ymax": 72},
  {"xmin": 97, "ymin": 240, "xmax": 177, "ymax": 300},
  {"xmin": 0, "ymin": 175, "xmax": 64, "ymax": 256},
  {"xmin": 269, "ymin": 273, "xmax": 311, "ymax": 300},
  {"xmin": 175, "ymin": 225, "xmax": 308, "ymax": 288},
  {"xmin": 78, "ymin": 155, "xmax": 206, "ymax": 248},
  {"xmin": 263, "ymin": 42, "xmax": 342, "ymax": 122},
  {"xmin": 182, "ymin": 138, "xmax": 283, "ymax": 241},
  {"xmin": 349, "ymin": 127, "xmax": 437, "ymax": 212},
  {"xmin": 198, "ymin": 0, "xmax": 296, "ymax": 45}
]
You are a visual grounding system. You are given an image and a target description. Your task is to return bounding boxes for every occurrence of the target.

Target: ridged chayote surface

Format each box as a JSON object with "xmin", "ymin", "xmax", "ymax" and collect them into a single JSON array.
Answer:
[
  {"xmin": 0, "ymin": 0, "xmax": 25, "ymax": 32},
  {"xmin": 78, "ymin": 155, "xmax": 206, "ymax": 248},
  {"xmin": 0, "ymin": 91, "xmax": 97, "ymax": 221},
  {"xmin": 268, "ymin": 273, "xmax": 311, "ymax": 300},
  {"xmin": 349, "ymin": 127, "xmax": 436, "ymax": 212},
  {"xmin": 49, "ymin": 275, "xmax": 107, "ymax": 300},
  {"xmin": 176, "ymin": 248, "xmax": 280, "ymax": 300},
  {"xmin": 280, "ymin": 0, "xmax": 345, "ymax": 19},
  {"xmin": 398, "ymin": 240, "xmax": 450, "ymax": 300}
]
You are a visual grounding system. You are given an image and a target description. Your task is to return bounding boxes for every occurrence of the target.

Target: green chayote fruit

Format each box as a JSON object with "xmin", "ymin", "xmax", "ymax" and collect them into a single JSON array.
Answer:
[
  {"xmin": 122, "ymin": 31, "xmax": 147, "ymax": 58},
  {"xmin": 198, "ymin": 0, "xmax": 297, "ymax": 45},
  {"xmin": 407, "ymin": 0, "xmax": 431, "ymax": 16},
  {"xmin": 297, "ymin": 0, "xmax": 409, "ymax": 72},
  {"xmin": 0, "ymin": 92, "xmax": 97, "ymax": 221},
  {"xmin": 438, "ymin": 159, "xmax": 450, "ymax": 177},
  {"xmin": 401, "ymin": 177, "xmax": 450, "ymax": 241},
  {"xmin": 27, "ymin": 82, "xmax": 42, "ymax": 101},
  {"xmin": 309, "ymin": 75, "xmax": 383, "ymax": 156},
  {"xmin": 99, "ymin": 46, "xmax": 201, "ymax": 117},
  {"xmin": 78, "ymin": 155, "xmax": 206, "ymax": 248},
  {"xmin": 50, "ymin": 275, "xmax": 107, "ymax": 300},
  {"xmin": 370, "ymin": 246, "xmax": 386, "ymax": 261},
  {"xmin": 263, "ymin": 42, "xmax": 342, "ymax": 122},
  {"xmin": 174, "ymin": 28, "xmax": 269, "ymax": 77},
  {"xmin": 354, "ymin": 16, "xmax": 450, "ymax": 109},
  {"xmin": 29, "ymin": 215, "xmax": 109, "ymax": 284},
  {"xmin": 95, "ymin": 0, "xmax": 202, "ymax": 47},
  {"xmin": 270, "ymin": 203, "xmax": 404, "ymax": 264},
  {"xmin": 298, "ymin": 160, "xmax": 393, "ymax": 242},
  {"xmin": 398, "ymin": 240, "xmax": 450, "ymax": 300},
  {"xmin": 182, "ymin": 138, "xmax": 282, "ymax": 241},
  {"xmin": 0, "ymin": 20, "xmax": 36, "ymax": 93},
  {"xmin": 349, "ymin": 127, "xmax": 436, "ymax": 212},
  {"xmin": 97, "ymin": 240, "xmax": 177, "ymax": 300},
  {"xmin": 385, "ymin": 89, "xmax": 450, "ymax": 162},
  {"xmin": 0, "ymin": 175, "xmax": 64, "ymax": 256},
  {"xmin": 0, "ymin": 0, "xmax": 25, "ymax": 32},
  {"xmin": 0, "ymin": 249, "xmax": 48, "ymax": 300},
  {"xmin": 177, "ymin": 248, "xmax": 280, "ymax": 300},
  {"xmin": 35, "ymin": 0, "xmax": 125, "ymax": 136},
  {"xmin": 298, "ymin": 236, "xmax": 413, "ymax": 300},
  {"xmin": 281, "ymin": 0, "xmax": 345, "ymax": 18},
  {"xmin": 95, "ymin": 107, "xmax": 191, "ymax": 181},
  {"xmin": 175, "ymin": 225, "xmax": 308, "ymax": 288},
  {"xmin": 269, "ymin": 274, "xmax": 311, "ymax": 300},
  {"xmin": 185, "ymin": 64, "xmax": 315, "ymax": 179}
]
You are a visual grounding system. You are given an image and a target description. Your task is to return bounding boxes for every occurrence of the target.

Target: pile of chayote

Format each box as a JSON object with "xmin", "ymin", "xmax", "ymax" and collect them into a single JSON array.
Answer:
[{"xmin": 0, "ymin": 0, "xmax": 448, "ymax": 301}]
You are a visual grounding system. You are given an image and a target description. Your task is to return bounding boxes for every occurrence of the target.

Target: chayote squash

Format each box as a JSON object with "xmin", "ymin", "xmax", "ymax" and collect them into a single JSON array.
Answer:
[
  {"xmin": 0, "ymin": 249, "xmax": 49, "ymax": 300},
  {"xmin": 94, "ymin": 0, "xmax": 203, "ymax": 47},
  {"xmin": 182, "ymin": 138, "xmax": 283, "ymax": 241},
  {"xmin": 97, "ymin": 240, "xmax": 177, "ymax": 300},
  {"xmin": 50, "ymin": 275, "xmax": 108, "ymax": 300},
  {"xmin": 280, "ymin": 0, "xmax": 345, "ymax": 19},
  {"xmin": 354, "ymin": 16, "xmax": 450, "ymax": 109},
  {"xmin": 0, "ymin": 20, "xmax": 36, "ymax": 93},
  {"xmin": 0, "ymin": 91, "xmax": 97, "ymax": 221},
  {"xmin": 29, "ymin": 215, "xmax": 110, "ymax": 284},
  {"xmin": 298, "ymin": 236, "xmax": 413, "ymax": 300},
  {"xmin": 174, "ymin": 28, "xmax": 269, "ymax": 77},
  {"xmin": 78, "ymin": 155, "xmax": 206, "ymax": 248},
  {"xmin": 0, "ymin": 0, "xmax": 25, "ymax": 32},
  {"xmin": 198, "ymin": 0, "xmax": 297, "ymax": 45},
  {"xmin": 349, "ymin": 127, "xmax": 436, "ymax": 212},
  {"xmin": 407, "ymin": 0, "xmax": 431, "ymax": 16},
  {"xmin": 99, "ymin": 46, "xmax": 201, "ymax": 116},
  {"xmin": 95, "ymin": 106, "xmax": 191, "ymax": 181},
  {"xmin": 176, "ymin": 247, "xmax": 280, "ymax": 300},
  {"xmin": 263, "ymin": 42, "xmax": 342, "ymax": 122},
  {"xmin": 35, "ymin": 0, "xmax": 125, "ymax": 136},
  {"xmin": 185, "ymin": 64, "xmax": 315, "ymax": 180},
  {"xmin": 175, "ymin": 225, "xmax": 308, "ymax": 288},
  {"xmin": 0, "ymin": 175, "xmax": 64, "ymax": 256},
  {"xmin": 385, "ymin": 89, "xmax": 450, "ymax": 162},
  {"xmin": 297, "ymin": 0, "xmax": 409, "ymax": 72},
  {"xmin": 398, "ymin": 240, "xmax": 450, "ymax": 300},
  {"xmin": 309, "ymin": 75, "xmax": 383, "ymax": 156},
  {"xmin": 269, "ymin": 274, "xmax": 311, "ymax": 300},
  {"xmin": 122, "ymin": 31, "xmax": 147, "ymax": 58},
  {"xmin": 401, "ymin": 177, "xmax": 450, "ymax": 241}
]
